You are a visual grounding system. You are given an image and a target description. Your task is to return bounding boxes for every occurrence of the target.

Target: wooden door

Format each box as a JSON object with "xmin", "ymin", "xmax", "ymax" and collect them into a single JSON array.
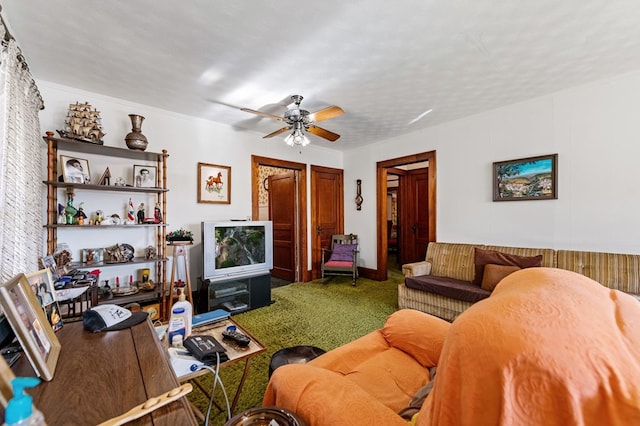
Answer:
[
  {"xmin": 269, "ymin": 171, "xmax": 297, "ymax": 281},
  {"xmin": 399, "ymin": 168, "xmax": 430, "ymax": 265},
  {"xmin": 311, "ymin": 166, "xmax": 344, "ymax": 278}
]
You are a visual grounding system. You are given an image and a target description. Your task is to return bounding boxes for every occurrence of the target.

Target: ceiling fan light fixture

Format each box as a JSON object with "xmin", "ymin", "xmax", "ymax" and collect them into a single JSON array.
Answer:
[{"xmin": 284, "ymin": 127, "xmax": 310, "ymax": 147}]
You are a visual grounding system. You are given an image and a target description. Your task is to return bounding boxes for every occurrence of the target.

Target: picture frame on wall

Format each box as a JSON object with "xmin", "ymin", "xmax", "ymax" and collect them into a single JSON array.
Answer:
[
  {"xmin": 493, "ymin": 154, "xmax": 558, "ymax": 201},
  {"xmin": 24, "ymin": 269, "xmax": 64, "ymax": 333},
  {"xmin": 60, "ymin": 155, "xmax": 91, "ymax": 184},
  {"xmin": 133, "ymin": 164, "xmax": 157, "ymax": 188},
  {"xmin": 0, "ymin": 274, "xmax": 61, "ymax": 381},
  {"xmin": 197, "ymin": 162, "xmax": 231, "ymax": 204}
]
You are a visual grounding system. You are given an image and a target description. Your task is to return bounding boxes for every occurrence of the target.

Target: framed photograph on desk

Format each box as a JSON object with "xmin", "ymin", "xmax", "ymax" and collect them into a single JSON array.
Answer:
[{"xmin": 0, "ymin": 273, "xmax": 61, "ymax": 381}]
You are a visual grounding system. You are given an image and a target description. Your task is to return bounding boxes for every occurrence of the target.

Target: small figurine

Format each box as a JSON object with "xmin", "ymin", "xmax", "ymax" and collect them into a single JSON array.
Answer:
[
  {"xmin": 137, "ymin": 203, "xmax": 145, "ymax": 224},
  {"xmin": 75, "ymin": 206, "xmax": 87, "ymax": 225},
  {"xmin": 95, "ymin": 209, "xmax": 104, "ymax": 225},
  {"xmin": 145, "ymin": 245, "xmax": 157, "ymax": 260},
  {"xmin": 154, "ymin": 203, "xmax": 163, "ymax": 224},
  {"xmin": 57, "ymin": 203, "xmax": 66, "ymax": 224},
  {"xmin": 126, "ymin": 198, "xmax": 135, "ymax": 224}
]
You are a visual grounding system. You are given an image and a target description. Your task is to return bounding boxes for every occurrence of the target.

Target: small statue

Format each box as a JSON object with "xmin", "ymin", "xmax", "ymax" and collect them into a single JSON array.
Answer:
[
  {"xmin": 154, "ymin": 203, "xmax": 163, "ymax": 224},
  {"xmin": 75, "ymin": 206, "xmax": 87, "ymax": 225},
  {"xmin": 137, "ymin": 203, "xmax": 145, "ymax": 224},
  {"xmin": 145, "ymin": 245, "xmax": 157, "ymax": 260},
  {"xmin": 126, "ymin": 198, "xmax": 136, "ymax": 224},
  {"xmin": 95, "ymin": 209, "xmax": 104, "ymax": 225},
  {"xmin": 57, "ymin": 203, "xmax": 66, "ymax": 224}
]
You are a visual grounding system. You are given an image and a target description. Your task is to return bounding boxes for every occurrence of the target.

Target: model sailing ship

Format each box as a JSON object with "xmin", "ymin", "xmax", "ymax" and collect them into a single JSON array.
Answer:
[{"xmin": 57, "ymin": 101, "xmax": 106, "ymax": 144}]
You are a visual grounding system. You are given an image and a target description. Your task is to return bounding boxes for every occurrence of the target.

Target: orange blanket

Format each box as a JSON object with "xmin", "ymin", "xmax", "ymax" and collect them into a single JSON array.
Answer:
[{"xmin": 418, "ymin": 267, "xmax": 640, "ymax": 425}]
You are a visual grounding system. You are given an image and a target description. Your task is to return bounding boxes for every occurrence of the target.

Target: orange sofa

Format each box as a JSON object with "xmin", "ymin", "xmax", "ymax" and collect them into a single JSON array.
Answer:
[{"xmin": 263, "ymin": 268, "xmax": 640, "ymax": 425}]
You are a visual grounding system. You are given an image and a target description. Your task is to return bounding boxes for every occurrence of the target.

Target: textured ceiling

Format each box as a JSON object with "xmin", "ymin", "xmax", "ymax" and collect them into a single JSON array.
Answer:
[{"xmin": 3, "ymin": 1, "xmax": 640, "ymax": 151}]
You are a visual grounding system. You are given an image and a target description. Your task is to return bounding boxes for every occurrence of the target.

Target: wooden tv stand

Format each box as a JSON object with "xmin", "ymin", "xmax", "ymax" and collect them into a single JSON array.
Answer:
[{"xmin": 8, "ymin": 320, "xmax": 196, "ymax": 425}]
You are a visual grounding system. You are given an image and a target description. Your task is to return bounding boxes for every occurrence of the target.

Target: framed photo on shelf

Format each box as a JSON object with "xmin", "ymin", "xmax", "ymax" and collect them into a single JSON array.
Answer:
[
  {"xmin": 493, "ymin": 154, "xmax": 558, "ymax": 201},
  {"xmin": 39, "ymin": 254, "xmax": 63, "ymax": 281},
  {"xmin": 0, "ymin": 273, "xmax": 61, "ymax": 381},
  {"xmin": 24, "ymin": 269, "xmax": 64, "ymax": 332},
  {"xmin": 60, "ymin": 155, "xmax": 91, "ymax": 184},
  {"xmin": 82, "ymin": 248, "xmax": 104, "ymax": 265},
  {"xmin": 133, "ymin": 164, "xmax": 157, "ymax": 188},
  {"xmin": 197, "ymin": 162, "xmax": 231, "ymax": 204}
]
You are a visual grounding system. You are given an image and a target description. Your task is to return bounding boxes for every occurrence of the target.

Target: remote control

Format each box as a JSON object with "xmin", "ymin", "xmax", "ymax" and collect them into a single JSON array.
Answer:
[{"xmin": 222, "ymin": 327, "xmax": 251, "ymax": 347}]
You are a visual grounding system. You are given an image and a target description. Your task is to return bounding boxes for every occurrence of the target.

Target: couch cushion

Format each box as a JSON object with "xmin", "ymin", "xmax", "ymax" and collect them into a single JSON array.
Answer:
[
  {"xmin": 405, "ymin": 275, "xmax": 491, "ymax": 303},
  {"xmin": 426, "ymin": 242, "xmax": 478, "ymax": 282},
  {"xmin": 472, "ymin": 248, "xmax": 542, "ymax": 286},
  {"xmin": 556, "ymin": 249, "xmax": 640, "ymax": 293},
  {"xmin": 481, "ymin": 264, "xmax": 521, "ymax": 291},
  {"xmin": 329, "ymin": 244, "xmax": 357, "ymax": 262}
]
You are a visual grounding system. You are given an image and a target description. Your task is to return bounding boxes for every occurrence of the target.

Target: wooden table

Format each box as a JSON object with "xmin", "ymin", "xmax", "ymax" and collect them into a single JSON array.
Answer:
[
  {"xmin": 168, "ymin": 318, "xmax": 266, "ymax": 419},
  {"xmin": 9, "ymin": 320, "xmax": 196, "ymax": 425}
]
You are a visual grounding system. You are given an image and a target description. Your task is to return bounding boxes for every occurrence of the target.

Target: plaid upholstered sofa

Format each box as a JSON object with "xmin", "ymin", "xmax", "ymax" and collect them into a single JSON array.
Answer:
[{"xmin": 400, "ymin": 242, "xmax": 640, "ymax": 321}]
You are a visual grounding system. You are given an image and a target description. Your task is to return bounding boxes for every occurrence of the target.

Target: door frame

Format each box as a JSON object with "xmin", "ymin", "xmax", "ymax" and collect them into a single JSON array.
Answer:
[
  {"xmin": 251, "ymin": 155, "xmax": 309, "ymax": 282},
  {"xmin": 376, "ymin": 151, "xmax": 437, "ymax": 280}
]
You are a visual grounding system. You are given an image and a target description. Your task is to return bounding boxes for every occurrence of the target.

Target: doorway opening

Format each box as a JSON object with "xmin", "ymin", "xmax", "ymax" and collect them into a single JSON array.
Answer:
[
  {"xmin": 376, "ymin": 151, "xmax": 436, "ymax": 281},
  {"xmin": 251, "ymin": 155, "xmax": 308, "ymax": 283}
]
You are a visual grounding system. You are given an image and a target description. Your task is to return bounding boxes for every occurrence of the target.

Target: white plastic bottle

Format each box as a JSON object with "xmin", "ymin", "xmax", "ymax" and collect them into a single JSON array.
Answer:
[
  {"xmin": 167, "ymin": 290, "xmax": 192, "ymax": 345},
  {"xmin": 3, "ymin": 377, "xmax": 47, "ymax": 426}
]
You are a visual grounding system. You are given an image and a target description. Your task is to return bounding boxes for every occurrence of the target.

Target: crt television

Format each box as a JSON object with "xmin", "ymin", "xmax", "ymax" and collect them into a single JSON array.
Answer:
[{"xmin": 202, "ymin": 220, "xmax": 273, "ymax": 281}]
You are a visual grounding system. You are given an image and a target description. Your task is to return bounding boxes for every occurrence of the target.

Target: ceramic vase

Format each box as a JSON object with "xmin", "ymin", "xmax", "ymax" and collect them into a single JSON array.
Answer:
[{"xmin": 125, "ymin": 114, "xmax": 148, "ymax": 151}]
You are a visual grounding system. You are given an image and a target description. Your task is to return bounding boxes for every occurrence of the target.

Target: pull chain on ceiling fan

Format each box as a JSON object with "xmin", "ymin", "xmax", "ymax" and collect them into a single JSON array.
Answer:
[{"xmin": 241, "ymin": 95, "xmax": 344, "ymax": 146}]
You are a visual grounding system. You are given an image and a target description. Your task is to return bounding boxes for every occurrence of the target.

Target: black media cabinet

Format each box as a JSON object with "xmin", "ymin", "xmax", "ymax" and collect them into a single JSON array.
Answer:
[{"xmin": 201, "ymin": 272, "xmax": 271, "ymax": 314}]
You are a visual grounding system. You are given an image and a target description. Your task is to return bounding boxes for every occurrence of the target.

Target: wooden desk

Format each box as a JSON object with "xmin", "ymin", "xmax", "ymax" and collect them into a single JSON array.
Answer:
[{"xmin": 9, "ymin": 320, "xmax": 197, "ymax": 425}]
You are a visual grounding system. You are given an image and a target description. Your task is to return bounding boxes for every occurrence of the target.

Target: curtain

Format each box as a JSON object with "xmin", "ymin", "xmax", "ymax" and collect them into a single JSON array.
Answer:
[{"xmin": 0, "ymin": 22, "xmax": 45, "ymax": 283}]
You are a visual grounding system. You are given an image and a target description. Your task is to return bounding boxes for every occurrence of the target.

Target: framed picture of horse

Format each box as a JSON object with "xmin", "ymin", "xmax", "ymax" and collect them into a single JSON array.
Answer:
[{"xmin": 198, "ymin": 162, "xmax": 231, "ymax": 204}]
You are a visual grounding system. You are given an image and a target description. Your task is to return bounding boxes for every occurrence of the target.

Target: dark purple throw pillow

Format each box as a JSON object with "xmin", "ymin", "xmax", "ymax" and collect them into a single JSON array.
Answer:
[
  {"xmin": 472, "ymin": 248, "xmax": 543, "ymax": 286},
  {"xmin": 328, "ymin": 244, "xmax": 358, "ymax": 262}
]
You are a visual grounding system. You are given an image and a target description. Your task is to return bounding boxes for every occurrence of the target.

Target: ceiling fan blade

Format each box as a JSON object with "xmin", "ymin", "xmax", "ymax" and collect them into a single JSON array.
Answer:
[
  {"xmin": 240, "ymin": 108, "xmax": 285, "ymax": 122},
  {"xmin": 307, "ymin": 125, "xmax": 340, "ymax": 142},
  {"xmin": 308, "ymin": 105, "xmax": 344, "ymax": 123},
  {"xmin": 263, "ymin": 127, "xmax": 291, "ymax": 138}
]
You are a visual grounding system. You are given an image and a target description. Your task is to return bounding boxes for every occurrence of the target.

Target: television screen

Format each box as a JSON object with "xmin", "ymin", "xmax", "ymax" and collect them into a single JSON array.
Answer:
[
  {"xmin": 202, "ymin": 220, "xmax": 273, "ymax": 281},
  {"xmin": 215, "ymin": 225, "xmax": 266, "ymax": 269}
]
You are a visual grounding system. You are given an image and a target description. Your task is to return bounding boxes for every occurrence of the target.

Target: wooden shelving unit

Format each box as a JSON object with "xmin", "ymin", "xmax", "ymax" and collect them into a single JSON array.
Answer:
[{"xmin": 43, "ymin": 131, "xmax": 169, "ymax": 317}]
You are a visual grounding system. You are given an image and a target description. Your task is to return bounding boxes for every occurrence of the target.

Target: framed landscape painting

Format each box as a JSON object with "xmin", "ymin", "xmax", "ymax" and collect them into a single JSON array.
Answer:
[{"xmin": 493, "ymin": 154, "xmax": 558, "ymax": 201}]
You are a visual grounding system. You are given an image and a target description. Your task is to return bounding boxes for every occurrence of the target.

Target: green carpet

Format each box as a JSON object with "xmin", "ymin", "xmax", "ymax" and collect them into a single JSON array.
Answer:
[{"xmin": 189, "ymin": 269, "xmax": 403, "ymax": 425}]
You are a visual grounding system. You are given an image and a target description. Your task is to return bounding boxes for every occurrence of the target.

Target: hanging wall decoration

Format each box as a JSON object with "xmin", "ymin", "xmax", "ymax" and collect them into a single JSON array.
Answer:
[
  {"xmin": 198, "ymin": 162, "xmax": 231, "ymax": 204},
  {"xmin": 493, "ymin": 154, "xmax": 558, "ymax": 201},
  {"xmin": 355, "ymin": 179, "xmax": 363, "ymax": 210}
]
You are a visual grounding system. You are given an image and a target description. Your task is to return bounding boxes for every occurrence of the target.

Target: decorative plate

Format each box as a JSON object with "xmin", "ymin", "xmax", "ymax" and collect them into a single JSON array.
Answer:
[{"xmin": 111, "ymin": 287, "xmax": 139, "ymax": 297}]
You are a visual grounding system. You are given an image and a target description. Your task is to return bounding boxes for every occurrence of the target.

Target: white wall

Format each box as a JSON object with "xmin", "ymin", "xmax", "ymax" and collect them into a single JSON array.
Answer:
[
  {"xmin": 37, "ymin": 82, "xmax": 343, "ymax": 287},
  {"xmin": 39, "ymin": 68, "xmax": 640, "ymax": 280},
  {"xmin": 345, "ymin": 69, "xmax": 640, "ymax": 268}
]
